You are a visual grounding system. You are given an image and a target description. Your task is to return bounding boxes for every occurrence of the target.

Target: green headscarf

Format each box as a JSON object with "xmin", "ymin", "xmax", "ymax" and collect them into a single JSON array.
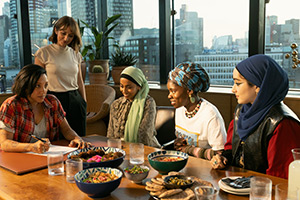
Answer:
[{"xmin": 121, "ymin": 67, "xmax": 149, "ymax": 143}]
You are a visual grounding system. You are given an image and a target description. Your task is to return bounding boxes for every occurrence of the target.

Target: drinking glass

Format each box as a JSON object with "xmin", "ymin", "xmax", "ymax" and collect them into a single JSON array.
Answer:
[
  {"xmin": 66, "ymin": 159, "xmax": 83, "ymax": 183},
  {"xmin": 107, "ymin": 138, "xmax": 122, "ymax": 149},
  {"xmin": 47, "ymin": 152, "xmax": 64, "ymax": 176},
  {"xmin": 250, "ymin": 176, "xmax": 272, "ymax": 200},
  {"xmin": 129, "ymin": 143, "xmax": 144, "ymax": 165},
  {"xmin": 194, "ymin": 186, "xmax": 218, "ymax": 200}
]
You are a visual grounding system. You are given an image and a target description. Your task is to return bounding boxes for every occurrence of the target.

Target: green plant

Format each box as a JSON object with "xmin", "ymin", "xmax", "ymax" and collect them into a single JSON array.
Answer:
[
  {"xmin": 111, "ymin": 44, "xmax": 138, "ymax": 67},
  {"xmin": 81, "ymin": 14, "xmax": 121, "ymax": 61},
  {"xmin": 92, "ymin": 65, "xmax": 104, "ymax": 73}
]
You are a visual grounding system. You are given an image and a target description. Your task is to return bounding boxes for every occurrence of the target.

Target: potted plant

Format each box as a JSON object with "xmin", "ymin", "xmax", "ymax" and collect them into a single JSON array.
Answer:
[
  {"xmin": 89, "ymin": 65, "xmax": 107, "ymax": 85},
  {"xmin": 111, "ymin": 43, "xmax": 138, "ymax": 84},
  {"xmin": 80, "ymin": 14, "xmax": 122, "ymax": 78}
]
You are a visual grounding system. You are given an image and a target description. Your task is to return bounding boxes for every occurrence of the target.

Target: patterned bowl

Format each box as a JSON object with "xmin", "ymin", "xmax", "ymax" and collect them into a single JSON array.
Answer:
[
  {"xmin": 148, "ymin": 150, "xmax": 188, "ymax": 174},
  {"xmin": 68, "ymin": 146, "xmax": 125, "ymax": 169},
  {"xmin": 74, "ymin": 167, "xmax": 122, "ymax": 198}
]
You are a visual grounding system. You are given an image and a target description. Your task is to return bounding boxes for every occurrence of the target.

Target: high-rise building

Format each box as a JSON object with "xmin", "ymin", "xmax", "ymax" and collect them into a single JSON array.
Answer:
[
  {"xmin": 9, "ymin": 0, "xmax": 19, "ymax": 67},
  {"xmin": 107, "ymin": 0, "xmax": 133, "ymax": 39},
  {"xmin": 0, "ymin": 15, "xmax": 9, "ymax": 65},
  {"xmin": 71, "ymin": 0, "xmax": 96, "ymax": 27},
  {"xmin": 28, "ymin": 0, "xmax": 44, "ymax": 33}
]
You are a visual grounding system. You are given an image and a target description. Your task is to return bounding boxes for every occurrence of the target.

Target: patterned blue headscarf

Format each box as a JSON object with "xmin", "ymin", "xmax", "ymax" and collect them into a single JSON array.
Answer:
[
  {"xmin": 168, "ymin": 62, "xmax": 210, "ymax": 93},
  {"xmin": 236, "ymin": 54, "xmax": 289, "ymax": 141}
]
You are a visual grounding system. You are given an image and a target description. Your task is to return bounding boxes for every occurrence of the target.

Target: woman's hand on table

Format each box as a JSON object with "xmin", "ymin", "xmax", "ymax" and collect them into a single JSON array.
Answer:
[
  {"xmin": 31, "ymin": 138, "xmax": 50, "ymax": 153},
  {"xmin": 210, "ymin": 154, "xmax": 227, "ymax": 169},
  {"xmin": 69, "ymin": 137, "xmax": 92, "ymax": 149}
]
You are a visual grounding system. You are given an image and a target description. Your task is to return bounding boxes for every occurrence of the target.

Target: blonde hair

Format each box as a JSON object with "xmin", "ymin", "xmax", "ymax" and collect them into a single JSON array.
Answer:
[{"xmin": 49, "ymin": 16, "xmax": 82, "ymax": 53}]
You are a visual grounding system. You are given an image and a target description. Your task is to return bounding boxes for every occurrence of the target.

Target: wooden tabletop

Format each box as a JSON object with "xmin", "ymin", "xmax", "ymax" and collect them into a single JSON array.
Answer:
[{"xmin": 0, "ymin": 135, "xmax": 287, "ymax": 200}]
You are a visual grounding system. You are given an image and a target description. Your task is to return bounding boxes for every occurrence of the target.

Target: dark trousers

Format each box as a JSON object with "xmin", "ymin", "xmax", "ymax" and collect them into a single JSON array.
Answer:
[{"xmin": 48, "ymin": 90, "xmax": 86, "ymax": 137}]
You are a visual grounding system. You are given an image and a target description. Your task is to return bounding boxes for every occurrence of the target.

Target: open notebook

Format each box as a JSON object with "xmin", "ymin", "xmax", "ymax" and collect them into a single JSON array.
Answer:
[{"xmin": 0, "ymin": 145, "xmax": 77, "ymax": 175}]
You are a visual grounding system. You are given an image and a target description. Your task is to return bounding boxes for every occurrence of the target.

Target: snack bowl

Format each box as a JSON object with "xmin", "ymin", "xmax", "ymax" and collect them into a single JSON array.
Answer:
[
  {"xmin": 164, "ymin": 175, "xmax": 194, "ymax": 189},
  {"xmin": 148, "ymin": 150, "xmax": 188, "ymax": 175},
  {"xmin": 74, "ymin": 167, "xmax": 122, "ymax": 198},
  {"xmin": 68, "ymin": 146, "xmax": 125, "ymax": 169},
  {"xmin": 123, "ymin": 165, "xmax": 150, "ymax": 183}
]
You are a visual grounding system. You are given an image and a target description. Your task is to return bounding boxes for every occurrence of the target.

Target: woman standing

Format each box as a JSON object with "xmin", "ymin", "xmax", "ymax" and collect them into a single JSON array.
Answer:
[
  {"xmin": 107, "ymin": 67, "xmax": 160, "ymax": 147},
  {"xmin": 34, "ymin": 16, "xmax": 86, "ymax": 136},
  {"xmin": 167, "ymin": 62, "xmax": 226, "ymax": 160},
  {"xmin": 210, "ymin": 54, "xmax": 300, "ymax": 179},
  {"xmin": 0, "ymin": 64, "xmax": 90, "ymax": 154}
]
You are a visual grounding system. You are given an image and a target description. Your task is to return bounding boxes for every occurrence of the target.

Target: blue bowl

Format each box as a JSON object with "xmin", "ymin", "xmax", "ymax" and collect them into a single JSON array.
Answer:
[
  {"xmin": 68, "ymin": 146, "xmax": 125, "ymax": 169},
  {"xmin": 148, "ymin": 150, "xmax": 188, "ymax": 175},
  {"xmin": 74, "ymin": 167, "xmax": 122, "ymax": 198}
]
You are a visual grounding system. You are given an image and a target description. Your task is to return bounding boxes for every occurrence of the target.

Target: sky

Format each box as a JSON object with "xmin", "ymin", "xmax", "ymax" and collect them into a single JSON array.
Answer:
[{"xmin": 1, "ymin": 0, "xmax": 299, "ymax": 47}]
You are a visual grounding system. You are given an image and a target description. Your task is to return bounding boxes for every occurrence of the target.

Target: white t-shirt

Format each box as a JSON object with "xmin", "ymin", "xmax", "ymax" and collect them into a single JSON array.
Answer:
[
  {"xmin": 34, "ymin": 43, "xmax": 81, "ymax": 92},
  {"xmin": 175, "ymin": 98, "xmax": 226, "ymax": 151}
]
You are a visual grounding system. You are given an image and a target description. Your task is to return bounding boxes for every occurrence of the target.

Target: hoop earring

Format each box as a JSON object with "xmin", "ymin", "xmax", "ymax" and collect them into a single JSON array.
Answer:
[{"xmin": 189, "ymin": 94, "xmax": 195, "ymax": 103}]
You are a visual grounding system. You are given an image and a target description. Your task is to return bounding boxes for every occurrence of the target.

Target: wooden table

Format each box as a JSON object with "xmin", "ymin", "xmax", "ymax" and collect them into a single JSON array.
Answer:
[{"xmin": 0, "ymin": 135, "xmax": 287, "ymax": 200}]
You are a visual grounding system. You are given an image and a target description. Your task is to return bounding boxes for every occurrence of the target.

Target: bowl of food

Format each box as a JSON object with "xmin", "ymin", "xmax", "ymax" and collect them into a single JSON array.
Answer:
[
  {"xmin": 74, "ymin": 167, "xmax": 122, "ymax": 198},
  {"xmin": 123, "ymin": 165, "xmax": 150, "ymax": 183},
  {"xmin": 148, "ymin": 150, "xmax": 188, "ymax": 174},
  {"xmin": 68, "ymin": 147, "xmax": 125, "ymax": 169},
  {"xmin": 164, "ymin": 175, "xmax": 194, "ymax": 189}
]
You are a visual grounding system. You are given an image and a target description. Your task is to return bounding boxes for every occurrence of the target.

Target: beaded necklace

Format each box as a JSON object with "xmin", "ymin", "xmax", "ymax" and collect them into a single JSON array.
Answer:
[{"xmin": 185, "ymin": 99, "xmax": 202, "ymax": 118}]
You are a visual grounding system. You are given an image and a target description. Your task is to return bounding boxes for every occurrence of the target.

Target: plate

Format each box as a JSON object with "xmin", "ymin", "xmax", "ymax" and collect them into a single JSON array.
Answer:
[{"xmin": 218, "ymin": 176, "xmax": 250, "ymax": 195}]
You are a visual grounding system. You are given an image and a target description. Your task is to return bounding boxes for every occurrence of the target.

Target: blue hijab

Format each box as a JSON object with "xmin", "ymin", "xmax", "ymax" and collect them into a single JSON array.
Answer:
[{"xmin": 236, "ymin": 54, "xmax": 289, "ymax": 141}]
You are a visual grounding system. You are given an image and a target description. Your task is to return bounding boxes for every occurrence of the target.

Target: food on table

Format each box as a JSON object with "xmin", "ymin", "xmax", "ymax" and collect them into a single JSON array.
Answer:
[
  {"xmin": 166, "ymin": 176, "xmax": 193, "ymax": 186},
  {"xmin": 153, "ymin": 156, "xmax": 184, "ymax": 162},
  {"xmin": 124, "ymin": 165, "xmax": 149, "ymax": 174},
  {"xmin": 70, "ymin": 150, "xmax": 123, "ymax": 163},
  {"xmin": 145, "ymin": 171, "xmax": 213, "ymax": 199},
  {"xmin": 83, "ymin": 171, "xmax": 118, "ymax": 183}
]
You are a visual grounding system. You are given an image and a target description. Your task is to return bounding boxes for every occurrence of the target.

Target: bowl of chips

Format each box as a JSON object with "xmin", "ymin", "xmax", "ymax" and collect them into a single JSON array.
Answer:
[
  {"xmin": 74, "ymin": 167, "xmax": 122, "ymax": 198},
  {"xmin": 148, "ymin": 150, "xmax": 188, "ymax": 174},
  {"xmin": 68, "ymin": 146, "xmax": 125, "ymax": 169}
]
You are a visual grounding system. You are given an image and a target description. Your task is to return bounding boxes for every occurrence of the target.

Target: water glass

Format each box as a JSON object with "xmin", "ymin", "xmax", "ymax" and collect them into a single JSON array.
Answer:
[
  {"xmin": 194, "ymin": 186, "xmax": 218, "ymax": 200},
  {"xmin": 107, "ymin": 138, "xmax": 122, "ymax": 149},
  {"xmin": 47, "ymin": 152, "xmax": 64, "ymax": 176},
  {"xmin": 66, "ymin": 159, "xmax": 83, "ymax": 183},
  {"xmin": 129, "ymin": 143, "xmax": 144, "ymax": 165},
  {"xmin": 250, "ymin": 176, "xmax": 272, "ymax": 200}
]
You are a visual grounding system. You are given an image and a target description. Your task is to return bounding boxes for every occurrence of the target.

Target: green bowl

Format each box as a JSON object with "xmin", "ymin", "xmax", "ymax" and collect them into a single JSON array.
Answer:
[{"xmin": 147, "ymin": 150, "xmax": 188, "ymax": 175}]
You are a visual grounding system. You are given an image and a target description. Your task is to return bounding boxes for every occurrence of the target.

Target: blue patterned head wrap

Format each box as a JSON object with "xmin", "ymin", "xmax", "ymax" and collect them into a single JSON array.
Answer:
[{"xmin": 168, "ymin": 62, "xmax": 210, "ymax": 93}]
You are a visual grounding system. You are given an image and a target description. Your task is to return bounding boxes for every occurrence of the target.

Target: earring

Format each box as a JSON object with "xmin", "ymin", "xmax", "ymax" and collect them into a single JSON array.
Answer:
[{"xmin": 189, "ymin": 94, "xmax": 195, "ymax": 103}]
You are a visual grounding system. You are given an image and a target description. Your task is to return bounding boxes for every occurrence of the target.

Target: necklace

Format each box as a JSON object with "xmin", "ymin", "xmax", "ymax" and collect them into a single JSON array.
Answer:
[{"xmin": 185, "ymin": 99, "xmax": 202, "ymax": 118}]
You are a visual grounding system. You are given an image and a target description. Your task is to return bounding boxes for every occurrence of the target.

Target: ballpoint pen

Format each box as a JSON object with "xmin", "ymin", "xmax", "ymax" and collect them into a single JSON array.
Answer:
[{"xmin": 31, "ymin": 135, "xmax": 47, "ymax": 143}]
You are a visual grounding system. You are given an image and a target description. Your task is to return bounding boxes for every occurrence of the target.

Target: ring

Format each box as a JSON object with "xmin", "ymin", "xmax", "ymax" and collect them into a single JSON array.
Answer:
[{"xmin": 214, "ymin": 161, "xmax": 217, "ymax": 165}]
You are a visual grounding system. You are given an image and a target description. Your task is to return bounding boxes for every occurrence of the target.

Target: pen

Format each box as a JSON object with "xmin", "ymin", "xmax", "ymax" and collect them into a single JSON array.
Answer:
[{"xmin": 31, "ymin": 135, "xmax": 47, "ymax": 143}]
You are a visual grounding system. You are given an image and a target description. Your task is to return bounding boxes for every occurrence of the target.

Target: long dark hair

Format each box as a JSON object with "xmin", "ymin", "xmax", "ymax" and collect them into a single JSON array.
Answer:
[
  {"xmin": 49, "ymin": 16, "xmax": 82, "ymax": 52},
  {"xmin": 12, "ymin": 64, "xmax": 47, "ymax": 98}
]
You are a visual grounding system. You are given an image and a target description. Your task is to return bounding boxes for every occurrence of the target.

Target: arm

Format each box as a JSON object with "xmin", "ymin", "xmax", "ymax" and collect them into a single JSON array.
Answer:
[
  {"xmin": 77, "ymin": 62, "xmax": 86, "ymax": 101},
  {"xmin": 59, "ymin": 118, "xmax": 90, "ymax": 149},
  {"xmin": 266, "ymin": 119, "xmax": 300, "ymax": 179},
  {"xmin": 0, "ymin": 129, "xmax": 50, "ymax": 153},
  {"xmin": 34, "ymin": 57, "xmax": 45, "ymax": 68}
]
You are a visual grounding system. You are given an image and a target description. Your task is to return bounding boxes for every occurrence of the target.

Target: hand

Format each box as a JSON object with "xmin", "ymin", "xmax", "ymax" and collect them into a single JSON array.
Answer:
[
  {"xmin": 69, "ymin": 137, "xmax": 92, "ymax": 149},
  {"xmin": 174, "ymin": 137, "xmax": 187, "ymax": 151},
  {"xmin": 31, "ymin": 139, "xmax": 50, "ymax": 154},
  {"xmin": 210, "ymin": 154, "xmax": 227, "ymax": 169}
]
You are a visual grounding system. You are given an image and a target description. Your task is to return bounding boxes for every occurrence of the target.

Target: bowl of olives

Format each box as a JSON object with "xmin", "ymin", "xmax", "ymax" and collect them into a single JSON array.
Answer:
[{"xmin": 164, "ymin": 175, "xmax": 194, "ymax": 189}]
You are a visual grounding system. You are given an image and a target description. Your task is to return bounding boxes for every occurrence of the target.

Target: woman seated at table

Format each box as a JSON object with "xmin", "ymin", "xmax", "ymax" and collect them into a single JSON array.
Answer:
[
  {"xmin": 210, "ymin": 54, "xmax": 300, "ymax": 179},
  {"xmin": 0, "ymin": 64, "xmax": 90, "ymax": 154},
  {"xmin": 107, "ymin": 66, "xmax": 160, "ymax": 147},
  {"xmin": 167, "ymin": 62, "xmax": 227, "ymax": 160}
]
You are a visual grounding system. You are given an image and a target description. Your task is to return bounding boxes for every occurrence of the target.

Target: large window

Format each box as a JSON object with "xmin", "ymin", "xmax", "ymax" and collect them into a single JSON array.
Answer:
[
  {"xmin": 265, "ymin": 0, "xmax": 300, "ymax": 89},
  {"xmin": 1, "ymin": 1, "xmax": 300, "ymax": 91},
  {"xmin": 173, "ymin": 0, "xmax": 249, "ymax": 86}
]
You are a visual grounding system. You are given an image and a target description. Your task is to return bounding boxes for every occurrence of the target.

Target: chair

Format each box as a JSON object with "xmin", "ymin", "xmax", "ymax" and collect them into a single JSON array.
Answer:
[
  {"xmin": 85, "ymin": 84, "xmax": 116, "ymax": 136},
  {"xmin": 155, "ymin": 106, "xmax": 176, "ymax": 150}
]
